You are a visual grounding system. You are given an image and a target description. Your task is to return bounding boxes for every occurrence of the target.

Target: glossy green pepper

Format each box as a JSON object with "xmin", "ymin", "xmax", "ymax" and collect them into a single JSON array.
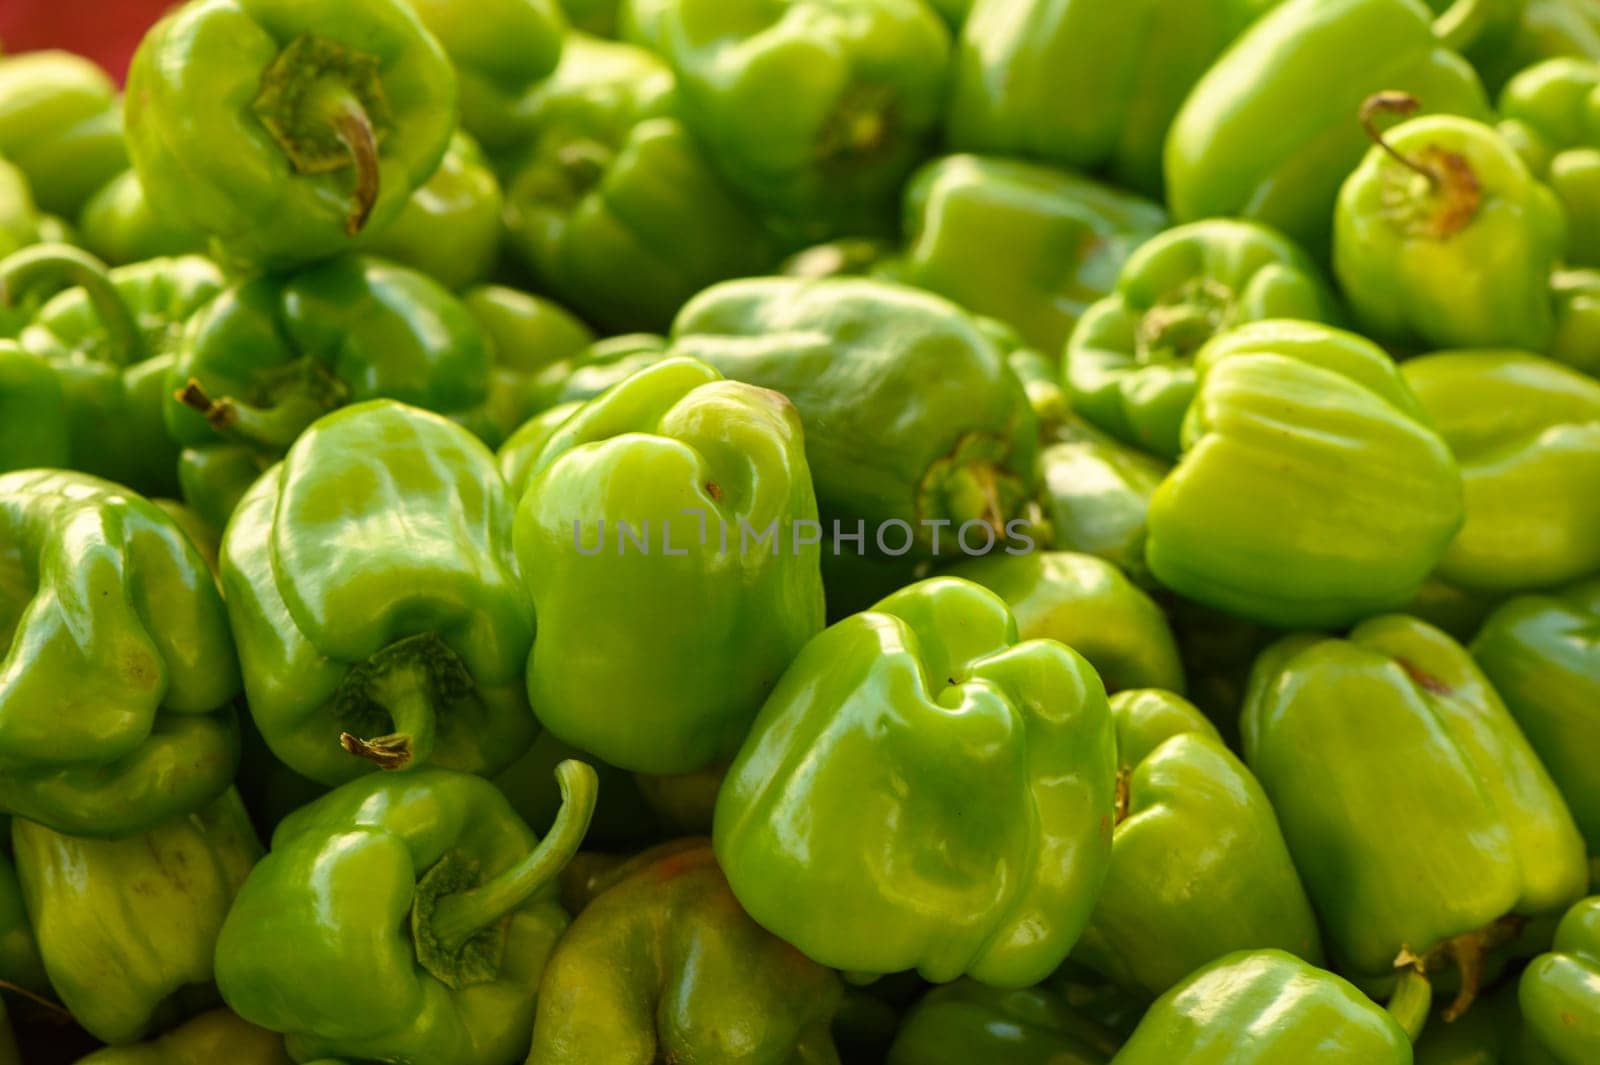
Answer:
[
  {"xmin": 364, "ymin": 131, "xmax": 504, "ymax": 291},
  {"xmin": 948, "ymin": 552, "xmax": 1185, "ymax": 695},
  {"xmin": 1472, "ymin": 581, "xmax": 1600, "ymax": 849},
  {"xmin": 2, "ymin": 245, "xmax": 225, "ymax": 498},
  {"xmin": 886, "ymin": 980, "xmax": 1122, "ymax": 1065},
  {"xmin": 515, "ymin": 357, "xmax": 823, "ymax": 774},
  {"xmin": 1402, "ymin": 351, "xmax": 1600, "ymax": 592},
  {"xmin": 221, "ymin": 400, "xmax": 537, "ymax": 786},
  {"xmin": 526, "ymin": 333, "xmax": 671, "ymax": 414},
  {"xmin": 946, "ymin": 0, "xmax": 1281, "ymax": 196},
  {"xmin": 1035, "ymin": 429, "xmax": 1168, "ymax": 586},
  {"xmin": 0, "ymin": 160, "xmax": 39, "ymax": 265},
  {"xmin": 1500, "ymin": 59, "xmax": 1600, "ymax": 267},
  {"xmin": 715, "ymin": 577, "xmax": 1117, "ymax": 986},
  {"xmin": 1065, "ymin": 219, "xmax": 1341, "ymax": 460},
  {"xmin": 465, "ymin": 286, "xmax": 594, "ymax": 441},
  {"xmin": 898, "ymin": 155, "xmax": 1168, "ymax": 354},
  {"xmin": 1109, "ymin": 950, "xmax": 1421, "ymax": 1064},
  {"xmin": 126, "ymin": 0, "xmax": 458, "ymax": 269},
  {"xmin": 526, "ymin": 839, "xmax": 841, "ymax": 1064},
  {"xmin": 1551, "ymin": 268, "xmax": 1600, "ymax": 375},
  {"xmin": 1335, "ymin": 103, "xmax": 1564, "ymax": 352},
  {"xmin": 1492, "ymin": 0, "xmax": 1600, "ymax": 95},
  {"xmin": 1521, "ymin": 896, "xmax": 1600, "ymax": 1063},
  {"xmin": 167, "ymin": 254, "xmax": 494, "ymax": 527},
  {"xmin": 14, "ymin": 789, "xmax": 260, "ymax": 1045},
  {"xmin": 670, "ymin": 277, "xmax": 1039, "ymax": 558},
  {"xmin": 397, "ymin": 0, "xmax": 565, "ymax": 154},
  {"xmin": 1243, "ymin": 616, "xmax": 1589, "ymax": 1014},
  {"xmin": 0, "ymin": 51, "xmax": 127, "ymax": 219},
  {"xmin": 1166, "ymin": 0, "xmax": 1494, "ymax": 257},
  {"xmin": 1072, "ymin": 689, "xmax": 1323, "ymax": 998},
  {"xmin": 637, "ymin": 0, "xmax": 951, "ymax": 241},
  {"xmin": 498, "ymin": 402, "xmax": 581, "ymax": 499},
  {"xmin": 0, "ymin": 470, "xmax": 241, "ymax": 837},
  {"xmin": 77, "ymin": 170, "xmax": 207, "ymax": 267},
  {"xmin": 501, "ymin": 34, "xmax": 776, "ymax": 333},
  {"xmin": 0, "ymin": 341, "xmax": 68, "ymax": 474},
  {"xmin": 215, "ymin": 761, "xmax": 596, "ymax": 1065},
  {"xmin": 0, "ymin": 851, "xmax": 45, "ymax": 998},
  {"xmin": 1145, "ymin": 320, "xmax": 1465, "ymax": 628},
  {"xmin": 73, "ymin": 1010, "xmax": 292, "ymax": 1065}
]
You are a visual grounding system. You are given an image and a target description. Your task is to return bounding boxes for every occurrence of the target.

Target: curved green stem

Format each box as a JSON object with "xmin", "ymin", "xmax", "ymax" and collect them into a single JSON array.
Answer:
[
  {"xmin": 1387, "ymin": 966, "xmax": 1433, "ymax": 1044},
  {"xmin": 174, "ymin": 373, "xmax": 338, "ymax": 452},
  {"xmin": 323, "ymin": 86, "xmax": 381, "ymax": 236},
  {"xmin": 431, "ymin": 760, "xmax": 599, "ymax": 951},
  {"xmin": 0, "ymin": 244, "xmax": 143, "ymax": 366},
  {"xmin": 1360, "ymin": 92, "xmax": 1435, "ymax": 188},
  {"xmin": 339, "ymin": 666, "xmax": 439, "ymax": 772}
]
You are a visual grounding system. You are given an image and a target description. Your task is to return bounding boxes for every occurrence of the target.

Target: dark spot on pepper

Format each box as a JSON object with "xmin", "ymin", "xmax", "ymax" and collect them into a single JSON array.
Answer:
[{"xmin": 705, "ymin": 482, "xmax": 723, "ymax": 502}]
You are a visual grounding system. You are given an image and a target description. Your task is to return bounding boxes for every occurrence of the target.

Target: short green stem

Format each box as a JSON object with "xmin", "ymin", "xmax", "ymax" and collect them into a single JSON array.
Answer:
[
  {"xmin": 0, "ymin": 244, "xmax": 144, "ymax": 366},
  {"xmin": 339, "ymin": 665, "xmax": 439, "ymax": 772},
  {"xmin": 1387, "ymin": 966, "xmax": 1433, "ymax": 1044},
  {"xmin": 174, "ymin": 374, "xmax": 338, "ymax": 452},
  {"xmin": 320, "ymin": 84, "xmax": 381, "ymax": 236}
]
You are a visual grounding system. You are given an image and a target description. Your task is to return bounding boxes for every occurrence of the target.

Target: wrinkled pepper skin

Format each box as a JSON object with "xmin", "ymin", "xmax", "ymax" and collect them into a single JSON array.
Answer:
[
  {"xmin": 1066, "ymin": 219, "xmax": 1340, "ymax": 460},
  {"xmin": 1145, "ymin": 320, "xmax": 1465, "ymax": 628},
  {"xmin": 638, "ymin": 0, "xmax": 951, "ymax": 241},
  {"xmin": 670, "ymin": 278, "xmax": 1039, "ymax": 558},
  {"xmin": 526, "ymin": 840, "xmax": 842, "ymax": 1064},
  {"xmin": 1109, "ymin": 950, "xmax": 1414, "ymax": 1064},
  {"xmin": 1472, "ymin": 581, "xmax": 1600, "ymax": 849},
  {"xmin": 14, "ymin": 789, "xmax": 261, "ymax": 1045},
  {"xmin": 1551, "ymin": 268, "xmax": 1600, "ymax": 376},
  {"xmin": 899, "ymin": 155, "xmax": 1168, "ymax": 354},
  {"xmin": 1403, "ymin": 351, "xmax": 1600, "ymax": 592},
  {"xmin": 949, "ymin": 552, "xmax": 1185, "ymax": 695},
  {"xmin": 1242, "ymin": 616, "xmax": 1589, "ymax": 993},
  {"xmin": 0, "ymin": 471, "xmax": 241, "ymax": 837},
  {"xmin": 397, "ymin": 0, "xmax": 565, "ymax": 154},
  {"xmin": 78, "ymin": 170, "xmax": 208, "ymax": 267},
  {"xmin": 1501, "ymin": 59, "xmax": 1600, "ymax": 267},
  {"xmin": 501, "ymin": 34, "xmax": 776, "ymax": 333},
  {"xmin": 0, "ymin": 51, "xmax": 127, "ymax": 219},
  {"xmin": 886, "ymin": 980, "xmax": 1121, "ymax": 1065},
  {"xmin": 514, "ymin": 357, "xmax": 824, "ymax": 774},
  {"xmin": 0, "ymin": 850, "xmax": 46, "ymax": 997},
  {"xmin": 715, "ymin": 577, "xmax": 1117, "ymax": 987},
  {"xmin": 946, "ymin": 0, "xmax": 1280, "ymax": 196},
  {"xmin": 0, "ymin": 341, "xmax": 69, "ymax": 474},
  {"xmin": 1166, "ymin": 0, "xmax": 1494, "ymax": 256},
  {"xmin": 73, "ymin": 1009, "xmax": 292, "ymax": 1065},
  {"xmin": 465, "ymin": 285, "xmax": 594, "ymax": 441},
  {"xmin": 364, "ymin": 131, "xmax": 504, "ymax": 291},
  {"xmin": 216, "ymin": 762, "xmax": 596, "ymax": 1065},
  {"xmin": 126, "ymin": 0, "xmax": 458, "ymax": 270},
  {"xmin": 1035, "ymin": 428, "xmax": 1168, "ymax": 585},
  {"xmin": 1336, "ymin": 114, "xmax": 1564, "ymax": 353},
  {"xmin": 221, "ymin": 400, "xmax": 537, "ymax": 787},
  {"xmin": 1072, "ymin": 690, "xmax": 1323, "ymax": 999},
  {"xmin": 3, "ymin": 246, "xmax": 225, "ymax": 498},
  {"xmin": 1521, "ymin": 897, "xmax": 1600, "ymax": 1064}
]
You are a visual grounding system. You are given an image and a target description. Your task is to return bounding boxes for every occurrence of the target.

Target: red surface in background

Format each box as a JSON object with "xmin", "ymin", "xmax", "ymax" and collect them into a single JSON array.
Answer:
[{"xmin": 0, "ymin": 0, "xmax": 175, "ymax": 82}]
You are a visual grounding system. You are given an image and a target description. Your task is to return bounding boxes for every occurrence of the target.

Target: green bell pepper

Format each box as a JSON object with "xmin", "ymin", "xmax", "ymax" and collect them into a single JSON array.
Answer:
[
  {"xmin": 0, "ymin": 341, "xmax": 68, "ymax": 474},
  {"xmin": 1551, "ymin": 268, "xmax": 1600, "ymax": 375},
  {"xmin": 0, "ymin": 470, "xmax": 240, "ymax": 837},
  {"xmin": 0, "ymin": 851, "xmax": 45, "ymax": 998},
  {"xmin": 215, "ymin": 761, "xmax": 596, "ymax": 1065},
  {"xmin": 1402, "ymin": 351, "xmax": 1600, "ymax": 592},
  {"xmin": 397, "ymin": 0, "xmax": 565, "ymax": 154},
  {"xmin": 73, "ymin": 1010, "xmax": 292, "ymax": 1065},
  {"xmin": 364, "ymin": 131, "xmax": 504, "ymax": 291},
  {"xmin": 166, "ymin": 253, "xmax": 494, "ymax": 528},
  {"xmin": 715, "ymin": 576, "xmax": 1117, "ymax": 986},
  {"xmin": 498, "ymin": 402, "xmax": 581, "ymax": 499},
  {"xmin": 0, "ymin": 160, "xmax": 39, "ymax": 265},
  {"xmin": 1412, "ymin": 982, "xmax": 1554, "ymax": 1065},
  {"xmin": 1145, "ymin": 320, "xmax": 1465, "ymax": 628},
  {"xmin": 1472, "ymin": 580, "xmax": 1600, "ymax": 850},
  {"xmin": 152, "ymin": 499, "xmax": 223, "ymax": 577},
  {"xmin": 514, "ymin": 357, "xmax": 824, "ymax": 774},
  {"xmin": 1500, "ymin": 59, "xmax": 1600, "ymax": 267},
  {"xmin": 899, "ymin": 154, "xmax": 1168, "ymax": 354},
  {"xmin": 78, "ymin": 170, "xmax": 207, "ymax": 267},
  {"xmin": 1, "ymin": 245, "xmax": 225, "ymax": 498},
  {"xmin": 14, "ymin": 789, "xmax": 261, "ymax": 1045},
  {"xmin": 1005, "ymin": 341, "xmax": 1072, "ymax": 441},
  {"xmin": 1109, "ymin": 950, "xmax": 1421, "ymax": 1064},
  {"xmin": 465, "ymin": 285, "xmax": 594, "ymax": 442},
  {"xmin": 632, "ymin": 765, "xmax": 723, "ymax": 836},
  {"xmin": 1521, "ymin": 896, "xmax": 1600, "ymax": 1064},
  {"xmin": 1335, "ymin": 101, "xmax": 1565, "ymax": 352},
  {"xmin": 1072, "ymin": 689, "xmax": 1324, "ymax": 998},
  {"xmin": 126, "ymin": 0, "xmax": 458, "ymax": 270},
  {"xmin": 886, "ymin": 980, "xmax": 1123, "ymax": 1065},
  {"xmin": 1065, "ymin": 219, "xmax": 1340, "ymax": 460},
  {"xmin": 0, "ymin": 51, "xmax": 127, "ymax": 219},
  {"xmin": 948, "ymin": 552, "xmax": 1185, "ymax": 695},
  {"xmin": 635, "ymin": 0, "xmax": 951, "ymax": 241},
  {"xmin": 946, "ymin": 0, "xmax": 1282, "ymax": 196},
  {"xmin": 526, "ymin": 839, "xmax": 842, "ymax": 1063},
  {"xmin": 1493, "ymin": 0, "xmax": 1600, "ymax": 95},
  {"xmin": 670, "ymin": 277, "xmax": 1039, "ymax": 559},
  {"xmin": 1242, "ymin": 616, "xmax": 1589, "ymax": 1015},
  {"xmin": 220, "ymin": 399, "xmax": 537, "ymax": 786},
  {"xmin": 1166, "ymin": 0, "xmax": 1494, "ymax": 257},
  {"xmin": 501, "ymin": 33, "xmax": 776, "ymax": 333},
  {"xmin": 1035, "ymin": 429, "xmax": 1168, "ymax": 586},
  {"xmin": 526, "ymin": 333, "xmax": 671, "ymax": 415}
]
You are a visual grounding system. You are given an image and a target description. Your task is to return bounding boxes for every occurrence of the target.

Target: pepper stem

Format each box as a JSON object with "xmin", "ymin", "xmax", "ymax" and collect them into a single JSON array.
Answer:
[
  {"xmin": 1386, "ymin": 965, "xmax": 1433, "ymax": 1044},
  {"xmin": 324, "ymin": 86, "xmax": 381, "ymax": 236},
  {"xmin": 0, "ymin": 244, "xmax": 144, "ymax": 366},
  {"xmin": 338, "ymin": 665, "xmax": 439, "ymax": 772},
  {"xmin": 430, "ymin": 760, "xmax": 599, "ymax": 952},
  {"xmin": 0, "ymin": 980, "xmax": 70, "ymax": 1020},
  {"xmin": 1113, "ymin": 767, "xmax": 1132, "ymax": 826},
  {"xmin": 175, "ymin": 371, "xmax": 342, "ymax": 452},
  {"xmin": 1360, "ymin": 93, "xmax": 1435, "ymax": 189}
]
